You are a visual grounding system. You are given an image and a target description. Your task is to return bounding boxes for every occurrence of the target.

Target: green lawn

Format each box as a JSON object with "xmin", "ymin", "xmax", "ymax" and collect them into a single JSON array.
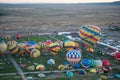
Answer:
[
  {"xmin": 0, "ymin": 55, "xmax": 17, "ymax": 73},
  {"xmin": 0, "ymin": 75, "xmax": 22, "ymax": 80},
  {"xmin": 1, "ymin": 35, "xmax": 120, "ymax": 80}
]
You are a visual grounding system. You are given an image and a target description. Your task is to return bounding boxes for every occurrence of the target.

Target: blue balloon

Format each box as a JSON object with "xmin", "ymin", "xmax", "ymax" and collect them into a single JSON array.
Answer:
[
  {"xmin": 27, "ymin": 41, "xmax": 36, "ymax": 46},
  {"xmin": 62, "ymin": 62, "xmax": 69, "ymax": 66},
  {"xmin": 81, "ymin": 59, "xmax": 90, "ymax": 68},
  {"xmin": 73, "ymin": 63, "xmax": 80, "ymax": 69},
  {"xmin": 114, "ymin": 74, "xmax": 120, "ymax": 79},
  {"xmin": 47, "ymin": 60, "xmax": 52, "ymax": 66},
  {"xmin": 66, "ymin": 71, "xmax": 73, "ymax": 77},
  {"xmin": 78, "ymin": 70, "xmax": 86, "ymax": 75}
]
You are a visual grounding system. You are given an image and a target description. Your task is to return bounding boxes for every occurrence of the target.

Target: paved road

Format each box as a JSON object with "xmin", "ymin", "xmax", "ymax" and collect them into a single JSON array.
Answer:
[{"xmin": 6, "ymin": 53, "xmax": 27, "ymax": 80}]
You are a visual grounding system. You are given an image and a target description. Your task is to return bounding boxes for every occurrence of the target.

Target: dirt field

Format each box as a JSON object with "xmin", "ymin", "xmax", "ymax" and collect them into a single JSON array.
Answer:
[{"xmin": 0, "ymin": 4, "xmax": 120, "ymax": 34}]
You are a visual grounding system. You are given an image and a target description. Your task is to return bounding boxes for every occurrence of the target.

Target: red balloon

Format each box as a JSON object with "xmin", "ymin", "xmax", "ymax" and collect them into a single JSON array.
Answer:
[
  {"xmin": 114, "ymin": 52, "xmax": 120, "ymax": 60},
  {"xmin": 102, "ymin": 59, "xmax": 110, "ymax": 66},
  {"xmin": 16, "ymin": 34, "xmax": 22, "ymax": 39}
]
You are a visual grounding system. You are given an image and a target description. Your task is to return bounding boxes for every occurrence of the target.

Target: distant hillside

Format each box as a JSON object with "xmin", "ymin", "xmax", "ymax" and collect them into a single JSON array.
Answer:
[
  {"xmin": 0, "ymin": 1, "xmax": 120, "ymax": 6},
  {"xmin": 112, "ymin": 1, "xmax": 120, "ymax": 5}
]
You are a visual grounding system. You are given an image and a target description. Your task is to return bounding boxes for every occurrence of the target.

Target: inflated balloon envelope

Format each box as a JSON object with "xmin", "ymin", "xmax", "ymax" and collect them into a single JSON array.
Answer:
[
  {"xmin": 0, "ymin": 40, "xmax": 7, "ymax": 55},
  {"xmin": 66, "ymin": 50, "xmax": 81, "ymax": 65},
  {"xmin": 49, "ymin": 43, "xmax": 61, "ymax": 56},
  {"xmin": 79, "ymin": 25, "xmax": 101, "ymax": 48},
  {"xmin": 7, "ymin": 40, "xmax": 19, "ymax": 54}
]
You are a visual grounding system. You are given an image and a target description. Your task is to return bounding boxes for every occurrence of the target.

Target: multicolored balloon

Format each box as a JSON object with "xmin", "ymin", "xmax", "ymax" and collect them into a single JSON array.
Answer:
[
  {"xmin": 63, "ymin": 40, "xmax": 79, "ymax": 51},
  {"xmin": 66, "ymin": 50, "xmax": 81, "ymax": 65},
  {"xmin": 45, "ymin": 40, "xmax": 53, "ymax": 49},
  {"xmin": 36, "ymin": 64, "xmax": 45, "ymax": 71},
  {"xmin": 17, "ymin": 42, "xmax": 26, "ymax": 55},
  {"xmin": 25, "ymin": 41, "xmax": 36, "ymax": 54},
  {"xmin": 55, "ymin": 40, "xmax": 63, "ymax": 48},
  {"xmin": 7, "ymin": 40, "xmax": 18, "ymax": 54},
  {"xmin": 79, "ymin": 25, "xmax": 101, "ymax": 47},
  {"xmin": 86, "ymin": 47, "xmax": 94, "ymax": 53},
  {"xmin": 49, "ymin": 43, "xmax": 61, "ymax": 56},
  {"xmin": 0, "ymin": 40, "xmax": 7, "ymax": 55},
  {"xmin": 5, "ymin": 35, "xmax": 11, "ymax": 39}
]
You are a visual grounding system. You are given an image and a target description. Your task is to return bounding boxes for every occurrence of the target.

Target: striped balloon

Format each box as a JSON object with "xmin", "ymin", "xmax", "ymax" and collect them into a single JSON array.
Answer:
[
  {"xmin": 49, "ymin": 43, "xmax": 61, "ymax": 56},
  {"xmin": 66, "ymin": 50, "xmax": 81, "ymax": 65},
  {"xmin": 30, "ymin": 49, "xmax": 40, "ymax": 58},
  {"xmin": 7, "ymin": 40, "xmax": 18, "ymax": 54},
  {"xmin": 64, "ymin": 40, "xmax": 79, "ymax": 51},
  {"xmin": 79, "ymin": 25, "xmax": 101, "ymax": 47},
  {"xmin": 17, "ymin": 42, "xmax": 26, "ymax": 55}
]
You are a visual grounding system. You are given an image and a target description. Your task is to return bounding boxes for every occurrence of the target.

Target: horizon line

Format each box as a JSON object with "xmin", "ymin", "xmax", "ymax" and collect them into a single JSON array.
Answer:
[{"xmin": 0, "ymin": 1, "xmax": 115, "ymax": 4}]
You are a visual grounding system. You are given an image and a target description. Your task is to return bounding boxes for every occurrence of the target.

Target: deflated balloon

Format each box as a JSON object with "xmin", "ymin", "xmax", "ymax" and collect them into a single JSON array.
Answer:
[{"xmin": 49, "ymin": 43, "xmax": 61, "ymax": 56}]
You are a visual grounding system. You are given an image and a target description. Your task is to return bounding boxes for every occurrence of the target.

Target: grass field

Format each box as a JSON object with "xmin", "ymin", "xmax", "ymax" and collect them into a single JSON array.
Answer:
[{"xmin": 0, "ymin": 35, "xmax": 120, "ymax": 80}]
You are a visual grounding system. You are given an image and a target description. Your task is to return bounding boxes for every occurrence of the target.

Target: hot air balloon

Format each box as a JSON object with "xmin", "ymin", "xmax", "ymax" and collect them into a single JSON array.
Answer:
[
  {"xmin": 81, "ymin": 59, "xmax": 91, "ymax": 68},
  {"xmin": 114, "ymin": 52, "xmax": 120, "ymax": 60},
  {"xmin": 66, "ymin": 50, "xmax": 81, "ymax": 65},
  {"xmin": 35, "ymin": 44, "xmax": 42, "ymax": 51},
  {"xmin": 79, "ymin": 25, "xmax": 101, "ymax": 48},
  {"xmin": 28, "ymin": 65, "xmax": 35, "ymax": 71},
  {"xmin": 17, "ymin": 42, "xmax": 26, "ymax": 55},
  {"xmin": 7, "ymin": 40, "xmax": 18, "ymax": 54},
  {"xmin": 66, "ymin": 71, "xmax": 73, "ymax": 78},
  {"xmin": 55, "ymin": 40, "xmax": 63, "ymax": 48},
  {"xmin": 0, "ymin": 40, "xmax": 7, "ymax": 55},
  {"xmin": 90, "ymin": 68, "xmax": 97, "ymax": 73},
  {"xmin": 25, "ymin": 41, "xmax": 36, "ymax": 54},
  {"xmin": 47, "ymin": 59, "xmax": 55, "ymax": 66},
  {"xmin": 102, "ymin": 66, "xmax": 112, "ymax": 73},
  {"xmin": 102, "ymin": 59, "xmax": 110, "ymax": 66},
  {"xmin": 49, "ymin": 43, "xmax": 61, "ymax": 56},
  {"xmin": 58, "ymin": 64, "xmax": 66, "ymax": 70},
  {"xmin": 45, "ymin": 40, "xmax": 53, "ymax": 49},
  {"xmin": 30, "ymin": 49, "xmax": 40, "ymax": 58},
  {"xmin": 36, "ymin": 64, "xmax": 45, "ymax": 71},
  {"xmin": 63, "ymin": 40, "xmax": 79, "ymax": 51},
  {"xmin": 38, "ymin": 41, "xmax": 46, "ymax": 51},
  {"xmin": 78, "ymin": 70, "xmax": 86, "ymax": 75},
  {"xmin": 95, "ymin": 60, "xmax": 102, "ymax": 67},
  {"xmin": 16, "ymin": 34, "xmax": 22, "ymax": 39},
  {"xmin": 89, "ymin": 59, "xmax": 96, "ymax": 68},
  {"xmin": 86, "ymin": 47, "xmax": 94, "ymax": 53},
  {"xmin": 5, "ymin": 35, "xmax": 11, "ymax": 39}
]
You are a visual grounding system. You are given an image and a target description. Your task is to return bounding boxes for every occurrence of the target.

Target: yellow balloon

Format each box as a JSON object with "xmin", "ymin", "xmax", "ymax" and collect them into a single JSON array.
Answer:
[
  {"xmin": 30, "ymin": 49, "xmax": 40, "ymax": 58},
  {"xmin": 58, "ymin": 64, "xmax": 66, "ymax": 70},
  {"xmin": 49, "ymin": 43, "xmax": 61, "ymax": 56},
  {"xmin": 36, "ymin": 64, "xmax": 45, "ymax": 71},
  {"xmin": 64, "ymin": 41, "xmax": 79, "ymax": 51},
  {"xmin": 7, "ymin": 40, "xmax": 18, "ymax": 54},
  {"xmin": 90, "ymin": 68, "xmax": 97, "ymax": 73}
]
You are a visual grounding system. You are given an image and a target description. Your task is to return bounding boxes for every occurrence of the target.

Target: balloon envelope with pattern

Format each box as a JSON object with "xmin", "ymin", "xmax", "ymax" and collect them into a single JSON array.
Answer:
[
  {"xmin": 79, "ymin": 25, "xmax": 101, "ymax": 47},
  {"xmin": 66, "ymin": 50, "xmax": 81, "ymax": 65}
]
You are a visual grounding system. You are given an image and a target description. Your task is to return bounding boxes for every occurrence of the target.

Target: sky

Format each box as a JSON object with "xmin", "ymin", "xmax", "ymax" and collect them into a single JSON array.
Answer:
[{"xmin": 0, "ymin": 0, "xmax": 117, "ymax": 3}]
